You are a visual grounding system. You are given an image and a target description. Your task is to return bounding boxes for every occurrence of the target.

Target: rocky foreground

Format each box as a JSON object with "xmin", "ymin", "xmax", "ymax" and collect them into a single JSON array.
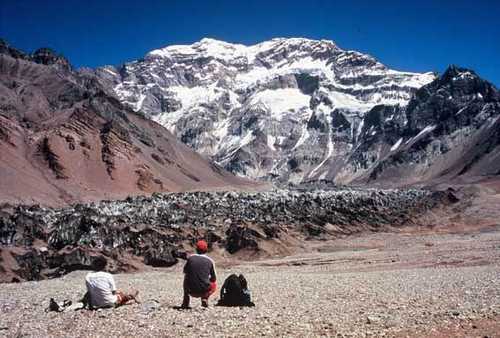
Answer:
[
  {"xmin": 0, "ymin": 228, "xmax": 498, "ymax": 337},
  {"xmin": 0, "ymin": 188, "xmax": 456, "ymax": 282}
]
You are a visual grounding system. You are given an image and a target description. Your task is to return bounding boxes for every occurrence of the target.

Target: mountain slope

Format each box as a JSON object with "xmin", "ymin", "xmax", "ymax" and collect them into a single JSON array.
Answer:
[
  {"xmin": 0, "ymin": 41, "xmax": 255, "ymax": 206},
  {"xmin": 95, "ymin": 38, "xmax": 435, "ymax": 183},
  {"xmin": 349, "ymin": 66, "xmax": 500, "ymax": 186}
]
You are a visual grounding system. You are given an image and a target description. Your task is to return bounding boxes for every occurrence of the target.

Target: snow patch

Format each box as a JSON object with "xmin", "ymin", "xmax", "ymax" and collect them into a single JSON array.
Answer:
[
  {"xmin": 102, "ymin": 68, "xmax": 117, "ymax": 76},
  {"xmin": 309, "ymin": 137, "xmax": 334, "ymax": 178},
  {"xmin": 135, "ymin": 94, "xmax": 146, "ymax": 111},
  {"xmin": 250, "ymin": 88, "xmax": 310, "ymax": 120},
  {"xmin": 213, "ymin": 120, "xmax": 229, "ymax": 136},
  {"xmin": 390, "ymin": 138, "xmax": 403, "ymax": 151},
  {"xmin": 267, "ymin": 135, "xmax": 276, "ymax": 151},
  {"xmin": 169, "ymin": 85, "xmax": 220, "ymax": 109},
  {"xmin": 415, "ymin": 125, "xmax": 436, "ymax": 138},
  {"xmin": 455, "ymin": 107, "xmax": 467, "ymax": 115},
  {"xmin": 318, "ymin": 171, "xmax": 328, "ymax": 180},
  {"xmin": 309, "ymin": 111, "xmax": 334, "ymax": 178},
  {"xmin": 406, "ymin": 125, "xmax": 436, "ymax": 144},
  {"xmin": 328, "ymin": 91, "xmax": 373, "ymax": 112},
  {"xmin": 293, "ymin": 125, "xmax": 310, "ymax": 150},
  {"xmin": 356, "ymin": 119, "xmax": 365, "ymax": 140}
]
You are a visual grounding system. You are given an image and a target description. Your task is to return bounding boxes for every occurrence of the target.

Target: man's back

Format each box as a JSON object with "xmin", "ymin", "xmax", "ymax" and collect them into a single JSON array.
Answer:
[
  {"xmin": 85, "ymin": 271, "xmax": 117, "ymax": 308},
  {"xmin": 184, "ymin": 254, "xmax": 216, "ymax": 294}
]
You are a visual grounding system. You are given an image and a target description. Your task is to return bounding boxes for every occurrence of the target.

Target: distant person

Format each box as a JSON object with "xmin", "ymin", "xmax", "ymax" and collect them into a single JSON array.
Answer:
[
  {"xmin": 180, "ymin": 240, "xmax": 217, "ymax": 308},
  {"xmin": 84, "ymin": 271, "xmax": 139, "ymax": 309}
]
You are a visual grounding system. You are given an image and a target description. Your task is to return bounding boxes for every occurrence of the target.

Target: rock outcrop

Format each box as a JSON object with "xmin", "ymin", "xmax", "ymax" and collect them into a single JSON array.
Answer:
[{"xmin": 348, "ymin": 66, "xmax": 500, "ymax": 186}]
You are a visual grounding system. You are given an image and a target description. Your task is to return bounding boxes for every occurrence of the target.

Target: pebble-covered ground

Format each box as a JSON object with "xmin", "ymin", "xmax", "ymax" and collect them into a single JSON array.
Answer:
[{"xmin": 1, "ymin": 228, "xmax": 499, "ymax": 337}]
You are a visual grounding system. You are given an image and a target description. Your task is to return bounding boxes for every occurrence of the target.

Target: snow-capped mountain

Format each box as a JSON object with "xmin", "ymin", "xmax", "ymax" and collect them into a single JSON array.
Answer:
[{"xmin": 95, "ymin": 38, "xmax": 499, "ymax": 185}]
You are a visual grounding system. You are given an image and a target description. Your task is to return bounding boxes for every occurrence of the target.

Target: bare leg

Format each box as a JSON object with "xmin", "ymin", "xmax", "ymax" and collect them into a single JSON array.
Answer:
[
  {"xmin": 201, "ymin": 282, "xmax": 217, "ymax": 308},
  {"xmin": 116, "ymin": 290, "xmax": 139, "ymax": 306},
  {"xmin": 181, "ymin": 286, "xmax": 191, "ymax": 309}
]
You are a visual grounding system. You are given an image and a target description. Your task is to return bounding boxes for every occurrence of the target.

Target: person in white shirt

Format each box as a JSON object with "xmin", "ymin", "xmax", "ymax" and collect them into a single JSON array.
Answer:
[{"xmin": 84, "ymin": 271, "xmax": 139, "ymax": 309}]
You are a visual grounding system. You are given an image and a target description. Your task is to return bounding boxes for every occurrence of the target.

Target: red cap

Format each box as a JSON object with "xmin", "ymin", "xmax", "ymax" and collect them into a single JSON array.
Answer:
[{"xmin": 196, "ymin": 240, "xmax": 208, "ymax": 253}]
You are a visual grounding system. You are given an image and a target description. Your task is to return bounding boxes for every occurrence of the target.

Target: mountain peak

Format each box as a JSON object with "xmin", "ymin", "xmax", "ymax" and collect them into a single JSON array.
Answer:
[
  {"xmin": 432, "ymin": 64, "xmax": 499, "ymax": 100},
  {"xmin": 0, "ymin": 41, "xmax": 72, "ymax": 71},
  {"xmin": 146, "ymin": 37, "xmax": 340, "ymax": 61},
  {"xmin": 198, "ymin": 37, "xmax": 233, "ymax": 45},
  {"xmin": 31, "ymin": 47, "xmax": 72, "ymax": 71},
  {"xmin": 0, "ymin": 39, "xmax": 30, "ymax": 60},
  {"xmin": 267, "ymin": 37, "xmax": 335, "ymax": 44},
  {"xmin": 441, "ymin": 65, "xmax": 479, "ymax": 82}
]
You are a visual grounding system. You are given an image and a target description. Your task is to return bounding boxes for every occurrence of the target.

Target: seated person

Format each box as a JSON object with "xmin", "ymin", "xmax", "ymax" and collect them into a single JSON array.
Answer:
[
  {"xmin": 181, "ymin": 240, "xmax": 217, "ymax": 308},
  {"xmin": 84, "ymin": 271, "xmax": 138, "ymax": 309}
]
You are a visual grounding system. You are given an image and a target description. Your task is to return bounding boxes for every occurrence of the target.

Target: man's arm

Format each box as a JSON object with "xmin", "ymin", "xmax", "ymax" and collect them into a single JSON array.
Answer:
[
  {"xmin": 209, "ymin": 262, "xmax": 217, "ymax": 282},
  {"xmin": 109, "ymin": 275, "xmax": 117, "ymax": 294},
  {"xmin": 172, "ymin": 249, "xmax": 188, "ymax": 260}
]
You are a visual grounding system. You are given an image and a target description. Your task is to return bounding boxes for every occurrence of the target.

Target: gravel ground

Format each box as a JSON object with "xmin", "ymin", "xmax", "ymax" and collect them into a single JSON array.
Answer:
[{"xmin": 1, "ymin": 228, "xmax": 499, "ymax": 337}]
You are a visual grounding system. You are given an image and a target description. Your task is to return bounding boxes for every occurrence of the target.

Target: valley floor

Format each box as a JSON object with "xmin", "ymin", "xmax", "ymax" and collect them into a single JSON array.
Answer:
[{"xmin": 1, "ymin": 227, "xmax": 499, "ymax": 337}]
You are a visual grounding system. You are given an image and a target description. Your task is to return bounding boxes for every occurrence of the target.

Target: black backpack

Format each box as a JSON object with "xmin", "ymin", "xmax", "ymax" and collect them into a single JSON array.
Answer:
[{"xmin": 217, "ymin": 274, "xmax": 255, "ymax": 307}]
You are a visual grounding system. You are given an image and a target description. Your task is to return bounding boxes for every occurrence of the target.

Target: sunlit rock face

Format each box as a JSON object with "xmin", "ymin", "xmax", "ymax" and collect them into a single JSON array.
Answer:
[{"xmin": 96, "ymin": 38, "xmax": 445, "ymax": 184}]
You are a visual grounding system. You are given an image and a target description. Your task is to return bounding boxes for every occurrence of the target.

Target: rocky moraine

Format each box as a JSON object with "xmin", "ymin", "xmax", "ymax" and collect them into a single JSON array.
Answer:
[{"xmin": 0, "ymin": 187, "xmax": 457, "ymax": 283}]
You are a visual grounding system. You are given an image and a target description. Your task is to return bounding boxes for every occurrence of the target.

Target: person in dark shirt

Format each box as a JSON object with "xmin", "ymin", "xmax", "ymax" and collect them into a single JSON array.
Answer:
[{"xmin": 181, "ymin": 240, "xmax": 217, "ymax": 308}]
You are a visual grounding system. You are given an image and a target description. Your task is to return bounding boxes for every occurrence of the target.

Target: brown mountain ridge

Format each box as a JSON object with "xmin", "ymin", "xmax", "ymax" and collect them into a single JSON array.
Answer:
[{"xmin": 0, "ymin": 40, "xmax": 255, "ymax": 206}]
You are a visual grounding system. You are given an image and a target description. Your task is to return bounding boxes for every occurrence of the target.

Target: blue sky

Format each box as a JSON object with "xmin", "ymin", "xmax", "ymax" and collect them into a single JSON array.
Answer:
[{"xmin": 1, "ymin": 0, "xmax": 499, "ymax": 86}]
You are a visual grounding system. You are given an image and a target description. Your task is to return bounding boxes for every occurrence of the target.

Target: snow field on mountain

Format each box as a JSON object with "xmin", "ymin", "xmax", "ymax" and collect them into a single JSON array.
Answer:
[
  {"xmin": 103, "ymin": 37, "xmax": 439, "ymax": 181},
  {"xmin": 250, "ymin": 88, "xmax": 310, "ymax": 120}
]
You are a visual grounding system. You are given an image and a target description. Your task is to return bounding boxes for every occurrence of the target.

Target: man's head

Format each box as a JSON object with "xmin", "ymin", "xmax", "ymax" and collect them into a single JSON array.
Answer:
[{"xmin": 196, "ymin": 240, "xmax": 208, "ymax": 254}]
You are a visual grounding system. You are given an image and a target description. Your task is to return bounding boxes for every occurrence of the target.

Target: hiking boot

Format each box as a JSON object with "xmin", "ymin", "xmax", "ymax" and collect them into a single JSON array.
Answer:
[
  {"xmin": 47, "ymin": 298, "xmax": 61, "ymax": 312},
  {"xmin": 201, "ymin": 299, "xmax": 209, "ymax": 308}
]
